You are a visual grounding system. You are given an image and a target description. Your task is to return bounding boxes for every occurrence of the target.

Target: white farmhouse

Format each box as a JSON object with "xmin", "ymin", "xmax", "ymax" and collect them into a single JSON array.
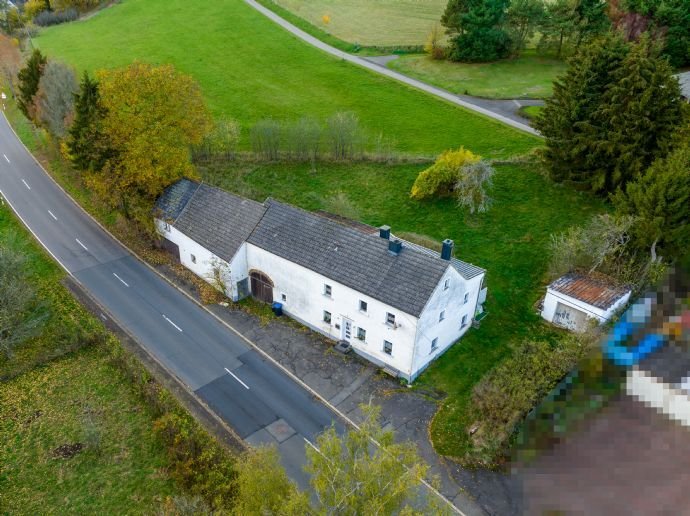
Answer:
[
  {"xmin": 154, "ymin": 179, "xmax": 487, "ymax": 382},
  {"xmin": 541, "ymin": 273, "xmax": 631, "ymax": 332}
]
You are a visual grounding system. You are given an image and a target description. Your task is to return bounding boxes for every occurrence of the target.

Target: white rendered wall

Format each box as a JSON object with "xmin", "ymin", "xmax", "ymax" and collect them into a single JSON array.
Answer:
[
  {"xmin": 155, "ymin": 219, "xmax": 237, "ymax": 298},
  {"xmin": 627, "ymin": 368, "xmax": 690, "ymax": 427},
  {"xmin": 542, "ymin": 289, "xmax": 607, "ymax": 330},
  {"xmin": 246, "ymin": 243, "xmax": 420, "ymax": 377},
  {"xmin": 411, "ymin": 267, "xmax": 484, "ymax": 380}
]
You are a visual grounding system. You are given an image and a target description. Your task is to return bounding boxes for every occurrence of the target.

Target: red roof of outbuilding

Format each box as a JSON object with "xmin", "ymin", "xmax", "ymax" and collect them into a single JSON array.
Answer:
[{"xmin": 548, "ymin": 273, "xmax": 630, "ymax": 310}]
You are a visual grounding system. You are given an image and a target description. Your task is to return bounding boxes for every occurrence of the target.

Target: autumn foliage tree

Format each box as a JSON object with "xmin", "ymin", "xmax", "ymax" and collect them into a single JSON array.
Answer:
[{"xmin": 92, "ymin": 62, "xmax": 212, "ymax": 227}]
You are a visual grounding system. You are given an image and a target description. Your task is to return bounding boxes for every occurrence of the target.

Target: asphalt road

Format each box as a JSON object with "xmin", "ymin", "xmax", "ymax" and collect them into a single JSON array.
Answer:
[{"xmin": 0, "ymin": 112, "xmax": 342, "ymax": 489}]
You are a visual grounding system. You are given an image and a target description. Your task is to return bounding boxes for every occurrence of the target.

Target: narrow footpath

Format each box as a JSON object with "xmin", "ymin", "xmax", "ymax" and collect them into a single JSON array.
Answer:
[{"xmin": 243, "ymin": 0, "xmax": 541, "ymax": 137}]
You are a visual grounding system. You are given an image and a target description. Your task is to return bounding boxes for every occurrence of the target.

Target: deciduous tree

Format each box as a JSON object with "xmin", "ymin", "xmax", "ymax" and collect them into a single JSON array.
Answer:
[
  {"xmin": 506, "ymin": 0, "xmax": 545, "ymax": 54},
  {"xmin": 455, "ymin": 160, "xmax": 495, "ymax": 214},
  {"xmin": 17, "ymin": 48, "xmax": 46, "ymax": 119},
  {"xmin": 35, "ymin": 60, "xmax": 77, "ymax": 138},
  {"xmin": 93, "ymin": 62, "xmax": 212, "ymax": 226}
]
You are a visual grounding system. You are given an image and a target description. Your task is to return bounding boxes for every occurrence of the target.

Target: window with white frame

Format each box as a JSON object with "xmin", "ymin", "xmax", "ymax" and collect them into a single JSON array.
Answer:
[
  {"xmin": 190, "ymin": 254, "xmax": 196, "ymax": 264},
  {"xmin": 386, "ymin": 312, "xmax": 396, "ymax": 326},
  {"xmin": 463, "ymin": 292, "xmax": 470, "ymax": 304},
  {"xmin": 431, "ymin": 337, "xmax": 438, "ymax": 352},
  {"xmin": 324, "ymin": 284, "xmax": 332, "ymax": 297},
  {"xmin": 357, "ymin": 327, "xmax": 366, "ymax": 341},
  {"xmin": 461, "ymin": 314, "xmax": 468, "ymax": 327},
  {"xmin": 323, "ymin": 311, "xmax": 332, "ymax": 324},
  {"xmin": 359, "ymin": 300, "xmax": 368, "ymax": 312},
  {"xmin": 439, "ymin": 310, "xmax": 445, "ymax": 322},
  {"xmin": 383, "ymin": 340, "xmax": 393, "ymax": 355},
  {"xmin": 444, "ymin": 278, "xmax": 450, "ymax": 290}
]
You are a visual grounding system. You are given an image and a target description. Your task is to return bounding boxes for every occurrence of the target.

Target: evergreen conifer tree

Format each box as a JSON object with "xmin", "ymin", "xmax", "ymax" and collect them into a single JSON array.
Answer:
[
  {"xmin": 17, "ymin": 49, "xmax": 47, "ymax": 119},
  {"xmin": 67, "ymin": 71, "xmax": 111, "ymax": 172},
  {"xmin": 613, "ymin": 139, "xmax": 690, "ymax": 263}
]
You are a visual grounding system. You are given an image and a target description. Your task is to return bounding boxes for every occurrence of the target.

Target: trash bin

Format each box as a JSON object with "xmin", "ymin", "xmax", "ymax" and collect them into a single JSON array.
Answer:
[{"xmin": 271, "ymin": 302, "xmax": 283, "ymax": 316}]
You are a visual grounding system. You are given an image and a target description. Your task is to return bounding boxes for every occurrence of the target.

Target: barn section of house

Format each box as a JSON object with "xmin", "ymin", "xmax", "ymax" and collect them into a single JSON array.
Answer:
[
  {"xmin": 154, "ymin": 179, "xmax": 487, "ymax": 382},
  {"xmin": 541, "ymin": 273, "xmax": 631, "ymax": 332}
]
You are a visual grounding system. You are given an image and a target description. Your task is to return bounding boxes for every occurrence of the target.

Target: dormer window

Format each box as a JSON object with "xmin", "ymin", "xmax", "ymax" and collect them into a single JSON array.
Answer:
[{"xmin": 386, "ymin": 312, "xmax": 396, "ymax": 326}]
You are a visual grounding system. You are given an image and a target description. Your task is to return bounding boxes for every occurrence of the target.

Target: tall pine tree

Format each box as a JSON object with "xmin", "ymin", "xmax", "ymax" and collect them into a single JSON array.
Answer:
[
  {"xmin": 535, "ymin": 33, "xmax": 629, "ymax": 188},
  {"xmin": 536, "ymin": 34, "xmax": 684, "ymax": 194},
  {"xmin": 587, "ymin": 36, "xmax": 683, "ymax": 193},
  {"xmin": 17, "ymin": 49, "xmax": 47, "ymax": 120},
  {"xmin": 67, "ymin": 71, "xmax": 111, "ymax": 172},
  {"xmin": 613, "ymin": 138, "xmax": 690, "ymax": 263}
]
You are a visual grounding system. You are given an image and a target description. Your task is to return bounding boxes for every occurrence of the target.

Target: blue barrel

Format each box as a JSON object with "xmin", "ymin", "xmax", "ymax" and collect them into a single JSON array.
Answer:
[{"xmin": 272, "ymin": 302, "xmax": 283, "ymax": 316}]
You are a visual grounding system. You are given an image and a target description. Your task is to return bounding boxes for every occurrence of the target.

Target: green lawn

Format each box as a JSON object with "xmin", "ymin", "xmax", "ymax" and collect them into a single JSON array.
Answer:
[
  {"xmin": 201, "ymin": 160, "xmax": 605, "ymax": 457},
  {"xmin": 270, "ymin": 0, "xmax": 447, "ymax": 47},
  {"xmin": 0, "ymin": 205, "xmax": 178, "ymax": 512},
  {"xmin": 389, "ymin": 51, "xmax": 566, "ymax": 99},
  {"xmin": 519, "ymin": 105, "xmax": 544, "ymax": 120},
  {"xmin": 34, "ymin": 0, "xmax": 538, "ymax": 158}
]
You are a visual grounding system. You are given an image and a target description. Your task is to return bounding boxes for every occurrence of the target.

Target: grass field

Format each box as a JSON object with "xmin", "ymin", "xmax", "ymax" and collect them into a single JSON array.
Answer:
[
  {"xmin": 34, "ymin": 0, "xmax": 539, "ymax": 158},
  {"xmin": 201, "ymin": 159, "xmax": 605, "ymax": 457},
  {"xmin": 519, "ymin": 105, "xmax": 544, "ymax": 120},
  {"xmin": 388, "ymin": 51, "xmax": 567, "ymax": 99},
  {"xmin": 271, "ymin": 0, "xmax": 446, "ymax": 46},
  {"xmin": 0, "ymin": 205, "xmax": 178, "ymax": 512}
]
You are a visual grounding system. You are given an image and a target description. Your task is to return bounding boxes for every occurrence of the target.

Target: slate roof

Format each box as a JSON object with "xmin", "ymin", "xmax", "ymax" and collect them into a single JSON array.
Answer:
[
  {"xmin": 157, "ymin": 181, "xmax": 267, "ymax": 263},
  {"xmin": 247, "ymin": 200, "xmax": 485, "ymax": 317},
  {"xmin": 154, "ymin": 178, "xmax": 200, "ymax": 222},
  {"xmin": 548, "ymin": 273, "xmax": 630, "ymax": 310}
]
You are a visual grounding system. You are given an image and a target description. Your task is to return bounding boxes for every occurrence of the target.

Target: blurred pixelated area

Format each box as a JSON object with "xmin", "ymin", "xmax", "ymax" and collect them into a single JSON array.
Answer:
[{"xmin": 517, "ymin": 269, "xmax": 690, "ymax": 514}]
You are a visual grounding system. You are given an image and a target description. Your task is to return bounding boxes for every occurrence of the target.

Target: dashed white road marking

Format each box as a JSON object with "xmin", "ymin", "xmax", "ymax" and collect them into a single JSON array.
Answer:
[
  {"xmin": 75, "ymin": 238, "xmax": 88, "ymax": 251},
  {"xmin": 47, "ymin": 210, "xmax": 57, "ymax": 221},
  {"xmin": 113, "ymin": 272, "xmax": 130, "ymax": 287},
  {"xmin": 224, "ymin": 367, "xmax": 250, "ymax": 389},
  {"xmin": 21, "ymin": 179, "xmax": 30, "ymax": 190},
  {"xmin": 163, "ymin": 314, "xmax": 183, "ymax": 332},
  {"xmin": 3, "ymin": 154, "xmax": 9, "ymax": 163}
]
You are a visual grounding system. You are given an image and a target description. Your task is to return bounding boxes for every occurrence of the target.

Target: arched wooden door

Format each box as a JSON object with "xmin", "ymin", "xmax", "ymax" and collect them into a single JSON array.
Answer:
[{"xmin": 249, "ymin": 270, "xmax": 274, "ymax": 303}]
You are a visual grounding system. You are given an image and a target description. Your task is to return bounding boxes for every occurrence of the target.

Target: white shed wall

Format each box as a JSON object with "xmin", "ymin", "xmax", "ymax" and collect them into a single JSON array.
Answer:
[
  {"xmin": 542, "ymin": 287, "xmax": 631, "ymax": 332},
  {"xmin": 246, "ymin": 243, "xmax": 420, "ymax": 378},
  {"xmin": 411, "ymin": 267, "xmax": 484, "ymax": 380}
]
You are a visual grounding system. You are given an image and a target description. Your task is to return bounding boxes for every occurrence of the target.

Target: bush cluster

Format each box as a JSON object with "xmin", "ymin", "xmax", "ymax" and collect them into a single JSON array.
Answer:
[{"xmin": 34, "ymin": 8, "xmax": 78, "ymax": 27}]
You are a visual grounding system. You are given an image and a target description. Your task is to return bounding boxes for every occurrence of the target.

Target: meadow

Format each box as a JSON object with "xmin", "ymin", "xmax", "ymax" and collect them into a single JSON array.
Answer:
[
  {"xmin": 388, "ymin": 51, "xmax": 567, "ymax": 99},
  {"xmin": 34, "ymin": 0, "xmax": 539, "ymax": 158},
  {"xmin": 270, "ymin": 0, "xmax": 447, "ymax": 46}
]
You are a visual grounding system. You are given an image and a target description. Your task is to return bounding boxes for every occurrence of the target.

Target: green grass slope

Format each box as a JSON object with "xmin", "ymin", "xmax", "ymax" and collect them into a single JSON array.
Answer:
[{"xmin": 35, "ymin": 0, "xmax": 538, "ymax": 157}]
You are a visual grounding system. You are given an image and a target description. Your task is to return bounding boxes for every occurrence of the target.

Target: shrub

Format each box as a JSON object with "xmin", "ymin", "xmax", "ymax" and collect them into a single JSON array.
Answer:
[
  {"xmin": 327, "ymin": 112, "xmax": 362, "ymax": 160},
  {"xmin": 250, "ymin": 118, "xmax": 281, "ymax": 161},
  {"xmin": 424, "ymin": 24, "xmax": 445, "ymax": 60},
  {"xmin": 34, "ymin": 8, "xmax": 78, "ymax": 27},
  {"xmin": 323, "ymin": 191, "xmax": 360, "ymax": 220},
  {"xmin": 192, "ymin": 118, "xmax": 240, "ymax": 162},
  {"xmin": 410, "ymin": 147, "xmax": 480, "ymax": 200},
  {"xmin": 455, "ymin": 160, "xmax": 495, "ymax": 214},
  {"xmin": 469, "ymin": 332, "xmax": 597, "ymax": 464},
  {"xmin": 285, "ymin": 116, "xmax": 321, "ymax": 162}
]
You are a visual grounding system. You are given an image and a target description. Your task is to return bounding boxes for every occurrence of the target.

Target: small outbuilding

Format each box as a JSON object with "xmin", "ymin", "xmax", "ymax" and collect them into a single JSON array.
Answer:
[
  {"xmin": 676, "ymin": 72, "xmax": 690, "ymax": 103},
  {"xmin": 541, "ymin": 272, "xmax": 631, "ymax": 332}
]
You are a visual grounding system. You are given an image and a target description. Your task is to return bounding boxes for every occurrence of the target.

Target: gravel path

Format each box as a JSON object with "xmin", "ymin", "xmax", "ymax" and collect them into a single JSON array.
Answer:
[{"xmin": 244, "ymin": 0, "xmax": 541, "ymax": 137}]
